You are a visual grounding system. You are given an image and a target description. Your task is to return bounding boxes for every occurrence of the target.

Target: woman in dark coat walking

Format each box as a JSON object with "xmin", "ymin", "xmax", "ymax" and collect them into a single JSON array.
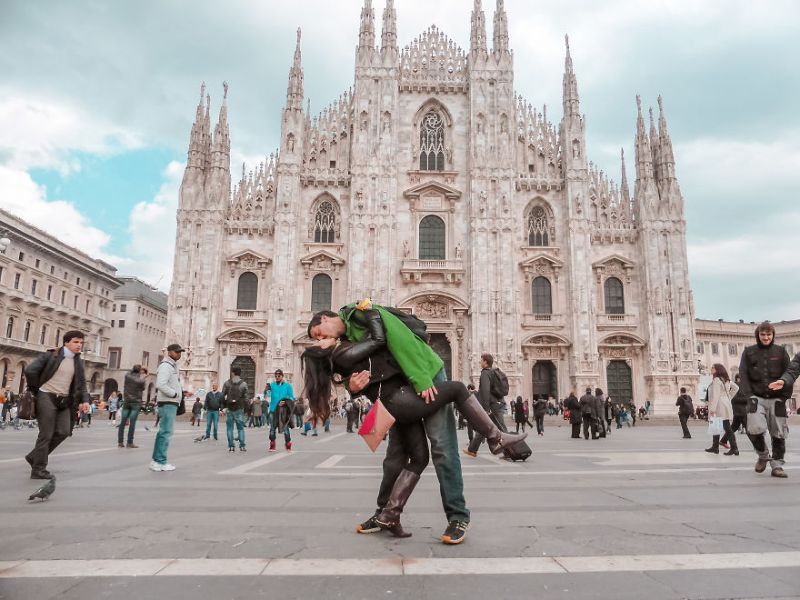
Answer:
[
  {"xmin": 533, "ymin": 396, "xmax": 547, "ymax": 436},
  {"xmin": 513, "ymin": 396, "xmax": 527, "ymax": 433}
]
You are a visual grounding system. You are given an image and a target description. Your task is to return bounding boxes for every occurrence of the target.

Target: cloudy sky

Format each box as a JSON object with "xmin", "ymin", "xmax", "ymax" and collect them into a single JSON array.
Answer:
[{"xmin": 1, "ymin": 0, "xmax": 798, "ymax": 321}]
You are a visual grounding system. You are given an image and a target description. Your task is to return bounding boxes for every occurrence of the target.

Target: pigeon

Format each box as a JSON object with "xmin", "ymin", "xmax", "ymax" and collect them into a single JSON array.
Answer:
[{"xmin": 28, "ymin": 477, "xmax": 56, "ymax": 502}]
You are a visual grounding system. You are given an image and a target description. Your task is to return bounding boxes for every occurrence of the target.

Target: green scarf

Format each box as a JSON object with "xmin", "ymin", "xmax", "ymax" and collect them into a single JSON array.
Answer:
[{"xmin": 339, "ymin": 304, "xmax": 443, "ymax": 393}]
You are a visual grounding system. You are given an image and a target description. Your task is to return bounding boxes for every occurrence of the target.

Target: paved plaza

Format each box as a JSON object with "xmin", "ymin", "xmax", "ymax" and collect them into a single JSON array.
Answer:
[{"xmin": 0, "ymin": 416, "xmax": 798, "ymax": 600}]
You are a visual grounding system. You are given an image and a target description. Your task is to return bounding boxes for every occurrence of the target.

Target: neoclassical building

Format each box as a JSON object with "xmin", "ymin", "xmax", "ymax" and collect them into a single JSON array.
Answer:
[{"xmin": 167, "ymin": 0, "xmax": 700, "ymax": 412}]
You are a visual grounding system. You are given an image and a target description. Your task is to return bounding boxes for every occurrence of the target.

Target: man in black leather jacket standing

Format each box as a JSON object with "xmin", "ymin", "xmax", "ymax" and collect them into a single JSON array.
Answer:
[
  {"xmin": 740, "ymin": 322, "xmax": 792, "ymax": 478},
  {"xmin": 24, "ymin": 330, "xmax": 90, "ymax": 479}
]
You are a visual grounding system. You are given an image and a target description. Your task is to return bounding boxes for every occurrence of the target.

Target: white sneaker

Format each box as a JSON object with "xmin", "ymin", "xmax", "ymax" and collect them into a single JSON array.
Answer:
[
  {"xmin": 161, "ymin": 463, "xmax": 176, "ymax": 471},
  {"xmin": 149, "ymin": 461, "xmax": 164, "ymax": 471}
]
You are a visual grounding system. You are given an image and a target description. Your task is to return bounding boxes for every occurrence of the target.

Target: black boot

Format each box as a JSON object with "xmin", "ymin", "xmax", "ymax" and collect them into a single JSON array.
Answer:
[
  {"xmin": 457, "ymin": 393, "xmax": 527, "ymax": 455},
  {"xmin": 375, "ymin": 469, "xmax": 420, "ymax": 538}
]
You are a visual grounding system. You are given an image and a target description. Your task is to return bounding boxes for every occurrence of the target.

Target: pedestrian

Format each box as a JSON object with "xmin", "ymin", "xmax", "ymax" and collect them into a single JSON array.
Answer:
[
  {"xmin": 593, "ymin": 388, "xmax": 606, "ymax": 438},
  {"xmin": 721, "ymin": 374, "xmax": 746, "ymax": 448},
  {"xmin": 221, "ymin": 366, "xmax": 248, "ymax": 452},
  {"xmin": 249, "ymin": 395, "xmax": 263, "ymax": 427},
  {"xmin": 629, "ymin": 401, "xmax": 637, "ymax": 426},
  {"xmin": 463, "ymin": 353, "xmax": 510, "ymax": 457},
  {"xmin": 293, "ymin": 396, "xmax": 305, "ymax": 429},
  {"xmin": 741, "ymin": 322, "xmax": 792, "ymax": 478},
  {"xmin": 564, "ymin": 392, "xmax": 581, "ymax": 438},
  {"xmin": 604, "ymin": 397, "xmax": 614, "ymax": 434},
  {"xmin": 579, "ymin": 387, "xmax": 596, "ymax": 440},
  {"xmin": 464, "ymin": 384, "xmax": 477, "ymax": 442},
  {"xmin": 23, "ymin": 330, "xmax": 90, "ymax": 479},
  {"xmin": 107, "ymin": 391, "xmax": 119, "ymax": 426},
  {"xmin": 267, "ymin": 369, "xmax": 294, "ymax": 452},
  {"xmin": 119, "ymin": 364, "xmax": 146, "ymax": 448},
  {"xmin": 202, "ymin": 384, "xmax": 223, "ymax": 441},
  {"xmin": 149, "ymin": 344, "xmax": 187, "ymax": 472},
  {"xmin": 345, "ymin": 395, "xmax": 357, "ymax": 432},
  {"xmin": 513, "ymin": 396, "xmax": 526, "ymax": 433},
  {"xmin": 533, "ymin": 395, "xmax": 547, "ymax": 436},
  {"xmin": 675, "ymin": 387, "xmax": 694, "ymax": 439},
  {"xmin": 705, "ymin": 364, "xmax": 739, "ymax": 455},
  {"xmin": 190, "ymin": 396, "xmax": 202, "ymax": 426}
]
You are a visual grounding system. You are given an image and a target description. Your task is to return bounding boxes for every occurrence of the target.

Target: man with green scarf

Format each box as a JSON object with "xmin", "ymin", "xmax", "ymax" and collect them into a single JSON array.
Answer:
[{"xmin": 308, "ymin": 303, "xmax": 470, "ymax": 545}]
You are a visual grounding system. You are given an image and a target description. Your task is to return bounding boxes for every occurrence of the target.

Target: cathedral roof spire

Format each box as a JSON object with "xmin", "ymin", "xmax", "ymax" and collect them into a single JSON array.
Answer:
[
  {"xmin": 634, "ymin": 95, "xmax": 653, "ymax": 181},
  {"xmin": 620, "ymin": 148, "xmax": 631, "ymax": 204},
  {"xmin": 381, "ymin": 0, "xmax": 397, "ymax": 52},
  {"xmin": 657, "ymin": 94, "xmax": 676, "ymax": 177},
  {"xmin": 492, "ymin": 0, "xmax": 509, "ymax": 53},
  {"xmin": 358, "ymin": 0, "xmax": 376, "ymax": 50},
  {"xmin": 185, "ymin": 82, "xmax": 210, "ymax": 170},
  {"xmin": 286, "ymin": 28, "xmax": 304, "ymax": 112},
  {"xmin": 562, "ymin": 35, "xmax": 580, "ymax": 118},
  {"xmin": 470, "ymin": 0, "xmax": 487, "ymax": 55},
  {"xmin": 211, "ymin": 82, "xmax": 230, "ymax": 171}
]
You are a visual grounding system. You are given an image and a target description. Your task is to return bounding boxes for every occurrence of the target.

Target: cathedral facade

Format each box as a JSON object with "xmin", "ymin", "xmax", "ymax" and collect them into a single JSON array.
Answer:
[{"xmin": 167, "ymin": 0, "xmax": 699, "ymax": 413}]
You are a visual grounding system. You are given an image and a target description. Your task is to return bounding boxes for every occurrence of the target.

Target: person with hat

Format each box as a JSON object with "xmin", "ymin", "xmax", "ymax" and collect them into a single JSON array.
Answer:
[
  {"xmin": 267, "ymin": 369, "xmax": 295, "ymax": 452},
  {"xmin": 150, "ymin": 344, "xmax": 189, "ymax": 472}
]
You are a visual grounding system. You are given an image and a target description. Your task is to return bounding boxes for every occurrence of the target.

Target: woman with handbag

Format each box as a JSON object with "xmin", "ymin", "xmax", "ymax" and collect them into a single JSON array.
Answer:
[
  {"xmin": 301, "ymin": 310, "xmax": 526, "ymax": 537},
  {"xmin": 705, "ymin": 363, "xmax": 739, "ymax": 455}
]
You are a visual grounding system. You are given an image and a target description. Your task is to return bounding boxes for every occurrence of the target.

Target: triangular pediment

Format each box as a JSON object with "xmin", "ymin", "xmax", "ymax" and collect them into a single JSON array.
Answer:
[
  {"xmin": 226, "ymin": 250, "xmax": 272, "ymax": 265},
  {"xmin": 299, "ymin": 249, "xmax": 345, "ymax": 266},
  {"xmin": 403, "ymin": 180, "xmax": 462, "ymax": 200},
  {"xmin": 217, "ymin": 328, "xmax": 267, "ymax": 343},
  {"xmin": 519, "ymin": 252, "xmax": 564, "ymax": 269},
  {"xmin": 592, "ymin": 254, "xmax": 635, "ymax": 269}
]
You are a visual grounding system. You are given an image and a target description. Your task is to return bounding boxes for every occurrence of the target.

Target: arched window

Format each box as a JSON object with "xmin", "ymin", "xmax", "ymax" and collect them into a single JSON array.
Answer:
[
  {"xmin": 532, "ymin": 277, "xmax": 552, "ymax": 314},
  {"xmin": 5, "ymin": 317, "xmax": 14, "ymax": 339},
  {"xmin": 23, "ymin": 320, "xmax": 31, "ymax": 342},
  {"xmin": 419, "ymin": 215, "xmax": 446, "ymax": 260},
  {"xmin": 604, "ymin": 277, "xmax": 625, "ymax": 314},
  {"xmin": 313, "ymin": 200, "xmax": 336, "ymax": 243},
  {"xmin": 528, "ymin": 206, "xmax": 549, "ymax": 246},
  {"xmin": 311, "ymin": 274, "xmax": 332, "ymax": 313},
  {"xmin": 419, "ymin": 110, "xmax": 445, "ymax": 171},
  {"xmin": 236, "ymin": 272, "xmax": 258, "ymax": 310}
]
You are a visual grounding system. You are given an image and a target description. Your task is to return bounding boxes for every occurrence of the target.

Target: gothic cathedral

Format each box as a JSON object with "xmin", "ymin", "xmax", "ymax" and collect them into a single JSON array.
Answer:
[{"xmin": 167, "ymin": 0, "xmax": 698, "ymax": 413}]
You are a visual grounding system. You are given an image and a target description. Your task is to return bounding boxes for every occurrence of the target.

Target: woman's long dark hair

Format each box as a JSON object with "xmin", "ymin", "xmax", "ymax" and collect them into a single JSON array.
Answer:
[
  {"xmin": 300, "ymin": 346, "xmax": 336, "ymax": 424},
  {"xmin": 712, "ymin": 363, "xmax": 730, "ymax": 383}
]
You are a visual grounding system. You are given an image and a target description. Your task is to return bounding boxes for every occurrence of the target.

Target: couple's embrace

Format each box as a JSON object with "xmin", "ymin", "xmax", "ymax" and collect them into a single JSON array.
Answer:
[{"xmin": 303, "ymin": 302, "xmax": 526, "ymax": 544}]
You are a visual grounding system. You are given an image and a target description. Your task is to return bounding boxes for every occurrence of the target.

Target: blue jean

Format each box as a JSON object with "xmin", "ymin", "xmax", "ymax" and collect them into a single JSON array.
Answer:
[
  {"xmin": 151, "ymin": 404, "xmax": 177, "ymax": 464},
  {"xmin": 117, "ymin": 404, "xmax": 140, "ymax": 445},
  {"xmin": 205, "ymin": 410, "xmax": 219, "ymax": 439},
  {"xmin": 269, "ymin": 415, "xmax": 291, "ymax": 443},
  {"xmin": 226, "ymin": 409, "xmax": 245, "ymax": 448}
]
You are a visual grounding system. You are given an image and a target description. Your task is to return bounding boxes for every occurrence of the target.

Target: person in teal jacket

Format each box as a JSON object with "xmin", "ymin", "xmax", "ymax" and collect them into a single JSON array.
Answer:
[{"xmin": 268, "ymin": 369, "xmax": 295, "ymax": 452}]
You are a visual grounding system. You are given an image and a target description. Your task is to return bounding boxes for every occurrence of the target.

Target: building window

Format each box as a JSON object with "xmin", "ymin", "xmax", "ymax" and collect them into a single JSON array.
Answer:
[
  {"xmin": 35, "ymin": 259, "xmax": 40, "ymax": 268},
  {"xmin": 85, "ymin": 299, "xmax": 91, "ymax": 313},
  {"xmin": 112, "ymin": 304, "xmax": 116, "ymax": 312},
  {"xmin": 419, "ymin": 110, "xmax": 445, "ymax": 171},
  {"xmin": 73, "ymin": 295, "xmax": 78, "ymax": 309},
  {"xmin": 111, "ymin": 320, "xmax": 115, "ymax": 327},
  {"xmin": 418, "ymin": 215, "xmax": 446, "ymax": 260},
  {"xmin": 604, "ymin": 277, "xmax": 625, "ymax": 315},
  {"xmin": 61, "ymin": 290, "xmax": 66, "ymax": 304},
  {"xmin": 313, "ymin": 201, "xmax": 336, "ymax": 243},
  {"xmin": 31, "ymin": 280, "xmax": 37, "ymax": 296},
  {"xmin": 142, "ymin": 351, "xmax": 150, "ymax": 369},
  {"xmin": 50, "ymin": 265, "xmax": 55, "ymax": 274},
  {"xmin": 18, "ymin": 251, "xmax": 24, "ymax": 261},
  {"xmin": 728, "ymin": 343, "xmax": 737, "ymax": 355},
  {"xmin": 236, "ymin": 272, "xmax": 258, "ymax": 310},
  {"xmin": 118, "ymin": 320, "xmax": 125, "ymax": 328},
  {"xmin": 55, "ymin": 328, "xmax": 61, "ymax": 345},
  {"xmin": 311, "ymin": 273, "xmax": 332, "ymax": 313},
  {"xmin": 696, "ymin": 342, "xmax": 704, "ymax": 354},
  {"xmin": 23, "ymin": 321, "xmax": 31, "ymax": 342},
  {"xmin": 527, "ymin": 206, "xmax": 549, "ymax": 246},
  {"xmin": 13, "ymin": 273, "xmax": 21, "ymax": 289},
  {"xmin": 109, "ymin": 348, "xmax": 121, "ymax": 370},
  {"xmin": 64, "ymin": 271, "xmax": 68, "ymax": 280},
  {"xmin": 87, "ymin": 282, "xmax": 91, "ymax": 290},
  {"xmin": 76, "ymin": 276, "xmax": 81, "ymax": 286},
  {"xmin": 5, "ymin": 317, "xmax": 14, "ymax": 338},
  {"xmin": 47, "ymin": 285, "xmax": 52, "ymax": 301},
  {"xmin": 711, "ymin": 342, "xmax": 719, "ymax": 355},
  {"xmin": 120, "ymin": 304, "xmax": 126, "ymax": 312},
  {"xmin": 40, "ymin": 325, "xmax": 48, "ymax": 345},
  {"xmin": 532, "ymin": 276, "xmax": 552, "ymax": 314}
]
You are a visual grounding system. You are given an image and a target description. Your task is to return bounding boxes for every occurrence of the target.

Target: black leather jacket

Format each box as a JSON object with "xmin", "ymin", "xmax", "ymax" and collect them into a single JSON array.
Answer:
[
  {"xmin": 332, "ymin": 310, "xmax": 406, "ymax": 403},
  {"xmin": 25, "ymin": 347, "xmax": 90, "ymax": 407}
]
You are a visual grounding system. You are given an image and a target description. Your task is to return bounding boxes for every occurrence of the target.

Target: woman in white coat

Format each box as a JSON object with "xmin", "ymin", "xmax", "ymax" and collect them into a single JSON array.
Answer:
[{"xmin": 705, "ymin": 363, "xmax": 739, "ymax": 455}]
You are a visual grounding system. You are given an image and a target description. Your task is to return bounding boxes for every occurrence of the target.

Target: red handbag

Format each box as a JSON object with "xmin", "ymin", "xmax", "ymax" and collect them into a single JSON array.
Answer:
[{"xmin": 356, "ymin": 359, "xmax": 395, "ymax": 452}]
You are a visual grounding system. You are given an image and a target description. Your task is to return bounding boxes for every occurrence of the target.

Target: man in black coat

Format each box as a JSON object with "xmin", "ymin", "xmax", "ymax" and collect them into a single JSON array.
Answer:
[
  {"xmin": 740, "ymin": 322, "xmax": 792, "ymax": 478},
  {"xmin": 579, "ymin": 387, "xmax": 597, "ymax": 440},
  {"xmin": 565, "ymin": 392, "xmax": 581, "ymax": 438},
  {"xmin": 23, "ymin": 330, "xmax": 90, "ymax": 479},
  {"xmin": 675, "ymin": 387, "xmax": 694, "ymax": 439}
]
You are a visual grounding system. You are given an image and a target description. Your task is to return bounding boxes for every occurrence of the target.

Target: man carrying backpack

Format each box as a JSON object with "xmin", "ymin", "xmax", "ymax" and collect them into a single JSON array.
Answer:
[
  {"xmin": 463, "ymin": 353, "xmax": 509, "ymax": 457},
  {"xmin": 675, "ymin": 387, "xmax": 694, "ymax": 439},
  {"xmin": 222, "ymin": 366, "xmax": 248, "ymax": 452}
]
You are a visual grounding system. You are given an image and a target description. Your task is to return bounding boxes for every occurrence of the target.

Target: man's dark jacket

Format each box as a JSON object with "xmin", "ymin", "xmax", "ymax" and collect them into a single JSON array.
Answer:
[
  {"xmin": 123, "ymin": 371, "xmax": 146, "ymax": 406},
  {"xmin": 579, "ymin": 393, "xmax": 595, "ymax": 416},
  {"xmin": 204, "ymin": 390, "xmax": 223, "ymax": 411},
  {"xmin": 676, "ymin": 394, "xmax": 693, "ymax": 416},
  {"xmin": 738, "ymin": 332, "xmax": 792, "ymax": 417},
  {"xmin": 565, "ymin": 394, "xmax": 581, "ymax": 424},
  {"xmin": 25, "ymin": 347, "xmax": 90, "ymax": 409}
]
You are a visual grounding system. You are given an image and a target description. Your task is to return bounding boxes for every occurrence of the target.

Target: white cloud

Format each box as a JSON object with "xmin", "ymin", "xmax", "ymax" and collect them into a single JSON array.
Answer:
[
  {"xmin": 0, "ymin": 96, "xmax": 142, "ymax": 173},
  {"xmin": 0, "ymin": 165, "xmax": 125, "ymax": 264},
  {"xmin": 122, "ymin": 161, "xmax": 185, "ymax": 291}
]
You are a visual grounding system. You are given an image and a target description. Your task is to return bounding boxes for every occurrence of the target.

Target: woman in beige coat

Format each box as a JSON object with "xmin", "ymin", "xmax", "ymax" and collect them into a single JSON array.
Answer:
[{"xmin": 705, "ymin": 363, "xmax": 739, "ymax": 455}]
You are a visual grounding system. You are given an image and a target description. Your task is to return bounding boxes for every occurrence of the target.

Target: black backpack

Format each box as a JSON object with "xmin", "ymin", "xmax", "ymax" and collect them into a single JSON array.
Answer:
[{"xmin": 490, "ymin": 368, "xmax": 509, "ymax": 399}]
